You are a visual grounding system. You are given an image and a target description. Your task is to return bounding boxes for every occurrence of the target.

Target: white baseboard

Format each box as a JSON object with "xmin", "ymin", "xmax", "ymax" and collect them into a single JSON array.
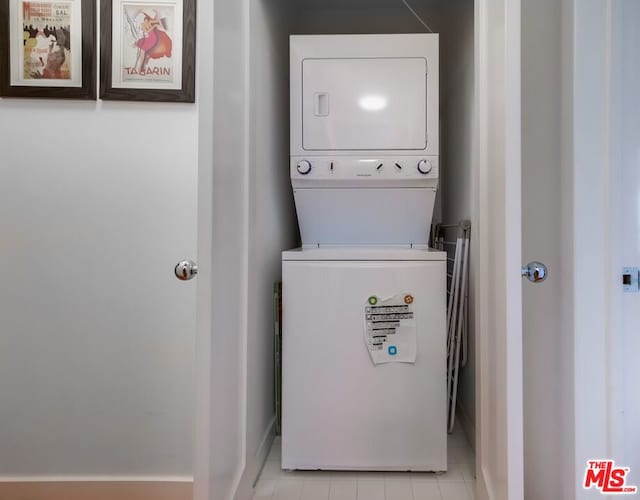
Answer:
[
  {"xmin": 234, "ymin": 415, "xmax": 276, "ymax": 500},
  {"xmin": 456, "ymin": 401, "xmax": 476, "ymax": 451},
  {"xmin": 0, "ymin": 479, "xmax": 192, "ymax": 500},
  {"xmin": 0, "ymin": 476, "xmax": 193, "ymax": 483}
]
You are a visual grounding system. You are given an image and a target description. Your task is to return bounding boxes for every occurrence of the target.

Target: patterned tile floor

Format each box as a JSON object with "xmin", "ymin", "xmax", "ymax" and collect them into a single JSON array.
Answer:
[{"xmin": 252, "ymin": 428, "xmax": 475, "ymax": 500}]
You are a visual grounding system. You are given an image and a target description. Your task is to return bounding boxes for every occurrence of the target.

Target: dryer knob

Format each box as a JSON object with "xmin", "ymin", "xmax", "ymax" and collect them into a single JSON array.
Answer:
[
  {"xmin": 417, "ymin": 159, "xmax": 433, "ymax": 175},
  {"xmin": 297, "ymin": 160, "xmax": 312, "ymax": 175}
]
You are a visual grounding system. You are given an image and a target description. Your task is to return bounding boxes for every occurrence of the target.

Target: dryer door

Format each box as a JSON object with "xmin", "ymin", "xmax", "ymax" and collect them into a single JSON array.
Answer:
[{"xmin": 302, "ymin": 57, "xmax": 427, "ymax": 151}]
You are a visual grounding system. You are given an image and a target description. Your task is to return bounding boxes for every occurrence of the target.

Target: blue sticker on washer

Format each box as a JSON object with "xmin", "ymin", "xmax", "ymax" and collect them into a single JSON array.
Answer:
[{"xmin": 388, "ymin": 345, "xmax": 398, "ymax": 356}]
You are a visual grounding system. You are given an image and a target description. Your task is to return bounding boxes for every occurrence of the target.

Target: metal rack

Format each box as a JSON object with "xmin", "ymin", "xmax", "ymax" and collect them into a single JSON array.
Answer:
[{"xmin": 432, "ymin": 220, "xmax": 471, "ymax": 433}]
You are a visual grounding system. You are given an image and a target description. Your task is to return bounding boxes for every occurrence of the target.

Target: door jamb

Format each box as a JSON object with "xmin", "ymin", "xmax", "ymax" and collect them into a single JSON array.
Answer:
[{"xmin": 194, "ymin": 0, "xmax": 214, "ymax": 498}]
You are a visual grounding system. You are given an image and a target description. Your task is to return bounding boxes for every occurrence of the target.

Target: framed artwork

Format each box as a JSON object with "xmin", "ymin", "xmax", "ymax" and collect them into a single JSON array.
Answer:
[
  {"xmin": 100, "ymin": 0, "xmax": 196, "ymax": 102},
  {"xmin": 0, "ymin": 0, "xmax": 96, "ymax": 99}
]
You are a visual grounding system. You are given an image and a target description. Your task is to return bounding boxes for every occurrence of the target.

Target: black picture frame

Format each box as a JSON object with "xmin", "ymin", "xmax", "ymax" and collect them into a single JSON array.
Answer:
[
  {"xmin": 100, "ymin": 0, "xmax": 196, "ymax": 103},
  {"xmin": 0, "ymin": 0, "xmax": 96, "ymax": 99}
]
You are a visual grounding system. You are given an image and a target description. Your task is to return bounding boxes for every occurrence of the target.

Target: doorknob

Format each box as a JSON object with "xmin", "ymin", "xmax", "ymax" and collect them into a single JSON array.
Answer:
[
  {"xmin": 521, "ymin": 261, "xmax": 547, "ymax": 283},
  {"xmin": 175, "ymin": 260, "xmax": 198, "ymax": 281}
]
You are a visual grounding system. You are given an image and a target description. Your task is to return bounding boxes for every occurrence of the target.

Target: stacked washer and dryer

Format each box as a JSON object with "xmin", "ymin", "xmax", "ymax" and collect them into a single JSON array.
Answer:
[{"xmin": 282, "ymin": 34, "xmax": 447, "ymax": 472}]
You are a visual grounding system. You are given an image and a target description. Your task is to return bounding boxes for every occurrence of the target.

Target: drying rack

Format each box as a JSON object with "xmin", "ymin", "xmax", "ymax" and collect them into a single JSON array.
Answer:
[{"xmin": 432, "ymin": 220, "xmax": 471, "ymax": 433}]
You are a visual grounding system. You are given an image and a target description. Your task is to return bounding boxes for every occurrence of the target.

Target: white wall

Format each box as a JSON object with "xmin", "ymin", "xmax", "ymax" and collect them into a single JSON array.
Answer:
[
  {"xmin": 560, "ymin": 1, "xmax": 576, "ymax": 498},
  {"xmin": 0, "ymin": 84, "xmax": 197, "ymax": 475},
  {"xmin": 295, "ymin": 1, "xmax": 446, "ymax": 35},
  {"xmin": 206, "ymin": 0, "xmax": 249, "ymax": 498},
  {"xmin": 609, "ymin": 0, "xmax": 640, "ymax": 484},
  {"xmin": 247, "ymin": 0, "xmax": 298, "ymax": 458},
  {"xmin": 239, "ymin": 0, "xmax": 300, "ymax": 495},
  {"xmin": 439, "ymin": 0, "xmax": 476, "ymax": 442},
  {"xmin": 210, "ymin": 1, "xmax": 302, "ymax": 498}
]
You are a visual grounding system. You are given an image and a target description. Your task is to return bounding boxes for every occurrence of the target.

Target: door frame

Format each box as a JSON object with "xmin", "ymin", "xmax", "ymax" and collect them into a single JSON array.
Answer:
[
  {"xmin": 475, "ymin": 1, "xmax": 621, "ymax": 498},
  {"xmin": 474, "ymin": 0, "xmax": 524, "ymax": 498},
  {"xmin": 568, "ymin": 0, "xmax": 616, "ymax": 496},
  {"xmin": 194, "ymin": 0, "xmax": 252, "ymax": 498},
  {"xmin": 194, "ymin": 0, "xmax": 214, "ymax": 498}
]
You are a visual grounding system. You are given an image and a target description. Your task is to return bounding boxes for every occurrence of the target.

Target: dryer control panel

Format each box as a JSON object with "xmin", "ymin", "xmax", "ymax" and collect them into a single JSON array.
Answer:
[{"xmin": 291, "ymin": 156, "xmax": 439, "ymax": 189}]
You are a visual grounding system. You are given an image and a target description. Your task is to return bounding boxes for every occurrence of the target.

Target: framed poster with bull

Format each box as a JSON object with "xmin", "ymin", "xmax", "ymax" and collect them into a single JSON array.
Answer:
[
  {"xmin": 100, "ymin": 0, "xmax": 195, "ymax": 102},
  {"xmin": 0, "ymin": 0, "xmax": 96, "ymax": 99}
]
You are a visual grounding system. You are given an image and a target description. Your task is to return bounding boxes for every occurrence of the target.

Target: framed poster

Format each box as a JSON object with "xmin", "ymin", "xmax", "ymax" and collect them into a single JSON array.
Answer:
[
  {"xmin": 0, "ymin": 0, "xmax": 96, "ymax": 98},
  {"xmin": 100, "ymin": 0, "xmax": 196, "ymax": 102}
]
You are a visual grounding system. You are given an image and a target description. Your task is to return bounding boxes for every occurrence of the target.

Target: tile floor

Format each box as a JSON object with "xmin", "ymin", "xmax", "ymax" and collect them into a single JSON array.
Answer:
[{"xmin": 252, "ymin": 428, "xmax": 475, "ymax": 500}]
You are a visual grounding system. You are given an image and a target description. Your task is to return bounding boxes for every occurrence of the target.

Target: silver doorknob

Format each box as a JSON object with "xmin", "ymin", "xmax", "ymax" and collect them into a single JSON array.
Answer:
[
  {"xmin": 175, "ymin": 260, "xmax": 198, "ymax": 281},
  {"xmin": 521, "ymin": 261, "xmax": 547, "ymax": 283}
]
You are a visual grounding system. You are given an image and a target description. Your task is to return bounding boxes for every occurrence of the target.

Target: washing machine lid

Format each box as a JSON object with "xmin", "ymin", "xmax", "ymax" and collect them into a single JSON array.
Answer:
[{"xmin": 282, "ymin": 247, "xmax": 446, "ymax": 262}]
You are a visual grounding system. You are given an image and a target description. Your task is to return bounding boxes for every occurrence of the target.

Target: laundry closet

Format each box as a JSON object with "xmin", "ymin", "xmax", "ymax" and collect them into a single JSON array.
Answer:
[
  {"xmin": 222, "ymin": 0, "xmax": 572, "ymax": 498},
  {"xmin": 245, "ymin": 0, "xmax": 475, "ymax": 480}
]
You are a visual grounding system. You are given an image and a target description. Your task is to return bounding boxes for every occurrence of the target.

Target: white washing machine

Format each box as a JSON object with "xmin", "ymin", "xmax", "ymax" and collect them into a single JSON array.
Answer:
[
  {"xmin": 283, "ymin": 34, "xmax": 446, "ymax": 471},
  {"xmin": 282, "ymin": 247, "xmax": 447, "ymax": 471}
]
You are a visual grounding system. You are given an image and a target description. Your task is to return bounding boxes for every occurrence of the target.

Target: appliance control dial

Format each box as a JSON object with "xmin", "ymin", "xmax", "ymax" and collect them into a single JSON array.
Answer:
[
  {"xmin": 296, "ymin": 160, "xmax": 312, "ymax": 175},
  {"xmin": 417, "ymin": 159, "xmax": 433, "ymax": 175}
]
